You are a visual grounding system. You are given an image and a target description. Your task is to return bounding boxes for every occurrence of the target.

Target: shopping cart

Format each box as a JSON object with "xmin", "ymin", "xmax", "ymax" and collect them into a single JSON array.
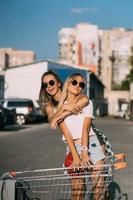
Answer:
[{"xmin": 0, "ymin": 154, "xmax": 127, "ymax": 200}]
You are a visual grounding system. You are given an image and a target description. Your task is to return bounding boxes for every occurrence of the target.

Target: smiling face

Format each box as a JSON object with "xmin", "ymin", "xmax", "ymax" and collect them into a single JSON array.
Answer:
[
  {"xmin": 42, "ymin": 74, "xmax": 61, "ymax": 97},
  {"xmin": 67, "ymin": 75, "xmax": 85, "ymax": 96}
]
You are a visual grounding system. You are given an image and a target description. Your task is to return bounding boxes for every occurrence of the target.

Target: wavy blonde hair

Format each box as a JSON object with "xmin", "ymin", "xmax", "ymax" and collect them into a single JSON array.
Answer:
[{"xmin": 58, "ymin": 73, "xmax": 85, "ymax": 109}]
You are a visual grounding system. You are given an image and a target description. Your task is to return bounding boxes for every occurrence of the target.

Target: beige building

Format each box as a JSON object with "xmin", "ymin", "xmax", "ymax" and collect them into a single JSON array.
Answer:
[
  {"xmin": 99, "ymin": 28, "xmax": 133, "ymax": 116},
  {"xmin": 104, "ymin": 90, "xmax": 130, "ymax": 117},
  {"xmin": 58, "ymin": 23, "xmax": 99, "ymax": 73},
  {"xmin": 0, "ymin": 48, "xmax": 36, "ymax": 71},
  {"xmin": 58, "ymin": 23, "xmax": 133, "ymax": 116},
  {"xmin": 99, "ymin": 28, "xmax": 133, "ymax": 91},
  {"xmin": 59, "ymin": 24, "xmax": 133, "ymax": 89}
]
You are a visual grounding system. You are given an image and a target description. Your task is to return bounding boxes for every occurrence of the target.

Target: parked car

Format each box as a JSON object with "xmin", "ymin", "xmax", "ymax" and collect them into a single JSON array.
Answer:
[
  {"xmin": 0, "ymin": 103, "xmax": 16, "ymax": 129},
  {"xmin": 0, "ymin": 104, "xmax": 5, "ymax": 129},
  {"xmin": 0, "ymin": 98, "xmax": 46, "ymax": 125}
]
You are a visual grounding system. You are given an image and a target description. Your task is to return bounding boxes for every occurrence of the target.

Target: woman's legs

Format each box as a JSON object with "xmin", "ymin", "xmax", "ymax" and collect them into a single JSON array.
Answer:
[
  {"xmin": 88, "ymin": 134, "xmax": 106, "ymax": 199},
  {"xmin": 71, "ymin": 177, "xmax": 85, "ymax": 200},
  {"xmin": 92, "ymin": 159, "xmax": 106, "ymax": 200}
]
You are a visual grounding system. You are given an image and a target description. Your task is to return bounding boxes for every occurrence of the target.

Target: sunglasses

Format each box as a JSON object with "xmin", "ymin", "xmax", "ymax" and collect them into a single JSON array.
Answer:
[
  {"xmin": 71, "ymin": 80, "xmax": 85, "ymax": 89},
  {"xmin": 42, "ymin": 80, "xmax": 55, "ymax": 89}
]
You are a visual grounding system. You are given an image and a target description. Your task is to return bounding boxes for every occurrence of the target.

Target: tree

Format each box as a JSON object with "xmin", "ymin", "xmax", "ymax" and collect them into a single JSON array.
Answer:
[{"xmin": 121, "ymin": 47, "xmax": 133, "ymax": 90}]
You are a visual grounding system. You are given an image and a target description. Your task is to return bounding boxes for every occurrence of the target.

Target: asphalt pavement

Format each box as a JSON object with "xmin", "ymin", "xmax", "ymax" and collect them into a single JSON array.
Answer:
[{"xmin": 0, "ymin": 117, "xmax": 133, "ymax": 199}]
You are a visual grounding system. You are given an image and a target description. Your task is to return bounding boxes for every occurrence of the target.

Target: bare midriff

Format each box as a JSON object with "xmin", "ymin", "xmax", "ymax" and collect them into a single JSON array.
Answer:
[{"xmin": 73, "ymin": 134, "xmax": 94, "ymax": 144}]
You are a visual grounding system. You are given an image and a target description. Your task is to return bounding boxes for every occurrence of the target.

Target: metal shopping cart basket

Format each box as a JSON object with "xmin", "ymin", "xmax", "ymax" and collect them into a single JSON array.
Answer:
[{"xmin": 0, "ymin": 154, "xmax": 127, "ymax": 200}]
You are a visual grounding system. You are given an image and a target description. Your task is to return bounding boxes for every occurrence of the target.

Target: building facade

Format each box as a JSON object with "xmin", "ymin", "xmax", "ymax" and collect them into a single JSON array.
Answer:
[
  {"xmin": 59, "ymin": 23, "xmax": 99, "ymax": 73},
  {"xmin": 99, "ymin": 28, "xmax": 133, "ymax": 90},
  {"xmin": 0, "ymin": 48, "xmax": 36, "ymax": 71},
  {"xmin": 58, "ymin": 23, "xmax": 133, "ymax": 116},
  {"xmin": 99, "ymin": 28, "xmax": 133, "ymax": 116}
]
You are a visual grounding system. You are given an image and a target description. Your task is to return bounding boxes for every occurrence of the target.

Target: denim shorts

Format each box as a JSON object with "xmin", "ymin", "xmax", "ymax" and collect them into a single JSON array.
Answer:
[{"xmin": 66, "ymin": 134, "xmax": 105, "ymax": 165}]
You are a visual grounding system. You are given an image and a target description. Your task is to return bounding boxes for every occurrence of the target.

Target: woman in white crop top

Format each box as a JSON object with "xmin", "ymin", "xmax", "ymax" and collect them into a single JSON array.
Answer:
[
  {"xmin": 62, "ymin": 100, "xmax": 95, "ymax": 141},
  {"xmin": 51, "ymin": 73, "xmax": 105, "ymax": 167},
  {"xmin": 51, "ymin": 73, "xmax": 105, "ymax": 200}
]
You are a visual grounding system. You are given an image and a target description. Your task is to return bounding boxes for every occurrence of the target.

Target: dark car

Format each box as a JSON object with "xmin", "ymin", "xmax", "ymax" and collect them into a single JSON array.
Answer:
[
  {"xmin": 0, "ymin": 104, "xmax": 5, "ymax": 129},
  {"xmin": 0, "ymin": 103, "xmax": 16, "ymax": 129},
  {"xmin": 0, "ymin": 98, "xmax": 46, "ymax": 125}
]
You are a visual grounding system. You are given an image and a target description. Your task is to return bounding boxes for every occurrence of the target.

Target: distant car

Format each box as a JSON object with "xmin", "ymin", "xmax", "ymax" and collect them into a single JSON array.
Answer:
[
  {"xmin": 0, "ymin": 98, "xmax": 46, "ymax": 125},
  {"xmin": 0, "ymin": 103, "xmax": 16, "ymax": 129}
]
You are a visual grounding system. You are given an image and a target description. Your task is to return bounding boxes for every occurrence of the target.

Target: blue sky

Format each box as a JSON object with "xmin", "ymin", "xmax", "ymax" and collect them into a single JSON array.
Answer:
[{"xmin": 0, "ymin": 0, "xmax": 133, "ymax": 61}]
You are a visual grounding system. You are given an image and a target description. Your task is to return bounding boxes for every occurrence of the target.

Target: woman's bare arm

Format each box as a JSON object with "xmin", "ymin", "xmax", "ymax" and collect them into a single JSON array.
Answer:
[
  {"xmin": 45, "ymin": 103, "xmax": 81, "ymax": 167},
  {"xmin": 61, "ymin": 94, "xmax": 89, "ymax": 119},
  {"xmin": 81, "ymin": 117, "xmax": 92, "ymax": 166},
  {"xmin": 59, "ymin": 122, "xmax": 81, "ymax": 167},
  {"xmin": 44, "ymin": 103, "xmax": 54, "ymax": 121},
  {"xmin": 50, "ymin": 94, "xmax": 89, "ymax": 128}
]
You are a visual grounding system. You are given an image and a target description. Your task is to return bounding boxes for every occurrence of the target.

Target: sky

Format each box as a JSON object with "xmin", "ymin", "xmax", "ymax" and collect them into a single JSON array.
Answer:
[{"xmin": 1, "ymin": 0, "xmax": 133, "ymax": 61}]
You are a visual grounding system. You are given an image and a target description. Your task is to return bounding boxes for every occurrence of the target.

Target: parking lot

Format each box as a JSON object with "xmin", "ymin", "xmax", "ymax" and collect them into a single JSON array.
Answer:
[{"xmin": 0, "ymin": 117, "xmax": 133, "ymax": 199}]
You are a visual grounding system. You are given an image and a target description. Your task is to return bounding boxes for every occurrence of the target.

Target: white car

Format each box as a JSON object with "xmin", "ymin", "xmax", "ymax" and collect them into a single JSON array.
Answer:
[{"xmin": 0, "ymin": 98, "xmax": 46, "ymax": 125}]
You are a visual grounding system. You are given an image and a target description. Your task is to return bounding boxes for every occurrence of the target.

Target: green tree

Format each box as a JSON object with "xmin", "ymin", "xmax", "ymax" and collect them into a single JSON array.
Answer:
[{"xmin": 121, "ymin": 47, "xmax": 133, "ymax": 90}]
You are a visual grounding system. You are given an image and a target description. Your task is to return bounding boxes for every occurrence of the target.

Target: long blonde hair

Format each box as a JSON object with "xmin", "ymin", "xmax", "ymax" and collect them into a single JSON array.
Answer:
[{"xmin": 58, "ymin": 73, "xmax": 85, "ymax": 109}]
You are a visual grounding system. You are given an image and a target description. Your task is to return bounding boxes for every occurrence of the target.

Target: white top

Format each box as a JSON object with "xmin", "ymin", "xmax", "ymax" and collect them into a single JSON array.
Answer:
[{"xmin": 62, "ymin": 100, "xmax": 95, "ymax": 141}]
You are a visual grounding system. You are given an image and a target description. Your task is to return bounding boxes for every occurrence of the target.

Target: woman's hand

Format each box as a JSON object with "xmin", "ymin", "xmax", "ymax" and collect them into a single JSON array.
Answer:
[
  {"xmin": 63, "ymin": 103, "xmax": 82, "ymax": 114},
  {"xmin": 72, "ymin": 156, "xmax": 82, "ymax": 170},
  {"xmin": 50, "ymin": 118, "xmax": 58, "ymax": 129},
  {"xmin": 81, "ymin": 151, "xmax": 91, "ymax": 167},
  {"xmin": 50, "ymin": 116, "xmax": 60, "ymax": 129},
  {"xmin": 50, "ymin": 116, "xmax": 64, "ymax": 129}
]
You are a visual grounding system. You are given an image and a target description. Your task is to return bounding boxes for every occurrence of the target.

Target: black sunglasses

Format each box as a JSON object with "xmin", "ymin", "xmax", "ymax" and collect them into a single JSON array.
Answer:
[
  {"xmin": 42, "ymin": 80, "xmax": 55, "ymax": 89},
  {"xmin": 71, "ymin": 80, "xmax": 85, "ymax": 89}
]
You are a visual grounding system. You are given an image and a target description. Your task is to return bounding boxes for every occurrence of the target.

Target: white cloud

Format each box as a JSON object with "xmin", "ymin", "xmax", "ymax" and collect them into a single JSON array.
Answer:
[{"xmin": 71, "ymin": 7, "xmax": 97, "ymax": 14}]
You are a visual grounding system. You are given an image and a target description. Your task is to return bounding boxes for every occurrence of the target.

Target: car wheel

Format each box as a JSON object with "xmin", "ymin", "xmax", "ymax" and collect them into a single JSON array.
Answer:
[
  {"xmin": 16, "ymin": 115, "xmax": 26, "ymax": 125},
  {"xmin": 0, "ymin": 117, "xmax": 6, "ymax": 129}
]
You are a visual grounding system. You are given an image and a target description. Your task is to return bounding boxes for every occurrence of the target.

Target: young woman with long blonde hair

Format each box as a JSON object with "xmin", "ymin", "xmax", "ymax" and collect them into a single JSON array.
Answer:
[{"xmin": 50, "ymin": 73, "xmax": 105, "ymax": 200}]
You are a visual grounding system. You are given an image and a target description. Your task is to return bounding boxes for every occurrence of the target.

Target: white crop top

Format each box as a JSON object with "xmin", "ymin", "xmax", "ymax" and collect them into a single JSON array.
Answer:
[{"xmin": 62, "ymin": 100, "xmax": 95, "ymax": 141}]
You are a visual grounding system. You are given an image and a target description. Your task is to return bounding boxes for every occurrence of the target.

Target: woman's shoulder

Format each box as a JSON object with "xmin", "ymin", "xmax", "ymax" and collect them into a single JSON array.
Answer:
[
  {"xmin": 83, "ymin": 100, "xmax": 95, "ymax": 119},
  {"xmin": 77, "ymin": 93, "xmax": 89, "ymax": 101},
  {"xmin": 83, "ymin": 99, "xmax": 93, "ymax": 110}
]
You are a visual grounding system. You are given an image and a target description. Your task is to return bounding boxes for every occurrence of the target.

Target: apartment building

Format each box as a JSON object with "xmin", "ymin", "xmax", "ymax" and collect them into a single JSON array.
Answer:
[
  {"xmin": 99, "ymin": 28, "xmax": 133, "ymax": 90},
  {"xmin": 99, "ymin": 28, "xmax": 133, "ymax": 117},
  {"xmin": 59, "ymin": 24, "xmax": 133, "ymax": 89},
  {"xmin": 0, "ymin": 48, "xmax": 36, "ymax": 71},
  {"xmin": 59, "ymin": 23, "xmax": 99, "ymax": 73},
  {"xmin": 58, "ymin": 23, "xmax": 133, "ymax": 116}
]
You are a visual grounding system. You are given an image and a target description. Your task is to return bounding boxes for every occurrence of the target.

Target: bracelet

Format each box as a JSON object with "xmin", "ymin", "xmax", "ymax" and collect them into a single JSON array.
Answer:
[{"xmin": 57, "ymin": 117, "xmax": 64, "ymax": 124}]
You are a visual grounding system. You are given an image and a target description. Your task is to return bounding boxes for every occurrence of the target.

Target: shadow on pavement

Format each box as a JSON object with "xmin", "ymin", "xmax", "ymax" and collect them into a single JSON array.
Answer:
[
  {"xmin": 108, "ymin": 181, "xmax": 128, "ymax": 200},
  {"xmin": 33, "ymin": 116, "xmax": 48, "ymax": 124},
  {"xmin": 0, "ymin": 117, "xmax": 49, "ymax": 132},
  {"xmin": 0, "ymin": 118, "xmax": 48, "ymax": 132},
  {"xmin": 0, "ymin": 125, "xmax": 30, "ymax": 132}
]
